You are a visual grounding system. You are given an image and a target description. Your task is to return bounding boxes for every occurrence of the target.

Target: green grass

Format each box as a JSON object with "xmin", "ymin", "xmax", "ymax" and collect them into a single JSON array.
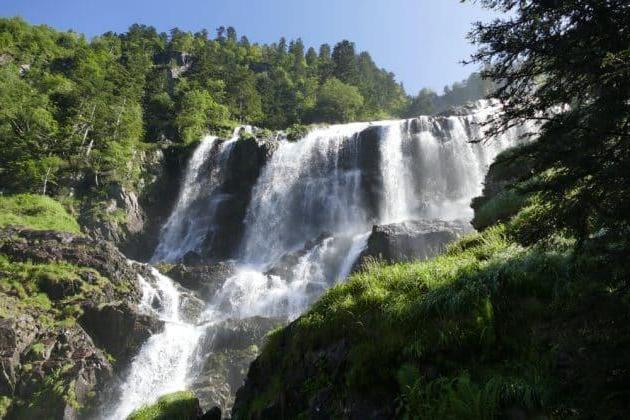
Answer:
[
  {"xmin": 127, "ymin": 391, "xmax": 199, "ymax": 420},
  {"xmin": 238, "ymin": 223, "xmax": 630, "ymax": 418},
  {"xmin": 472, "ymin": 190, "xmax": 529, "ymax": 231},
  {"xmin": 0, "ymin": 193, "xmax": 80, "ymax": 233}
]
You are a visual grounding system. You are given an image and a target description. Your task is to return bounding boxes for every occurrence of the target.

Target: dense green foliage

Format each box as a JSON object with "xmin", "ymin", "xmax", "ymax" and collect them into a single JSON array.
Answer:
[
  {"xmin": 126, "ymin": 391, "xmax": 199, "ymax": 420},
  {"xmin": 0, "ymin": 17, "xmax": 492, "ymax": 204},
  {"xmin": 0, "ymin": 194, "xmax": 80, "ymax": 233},
  {"xmin": 467, "ymin": 0, "xmax": 630, "ymax": 248},
  {"xmin": 0, "ymin": 17, "xmax": 411, "ymax": 198}
]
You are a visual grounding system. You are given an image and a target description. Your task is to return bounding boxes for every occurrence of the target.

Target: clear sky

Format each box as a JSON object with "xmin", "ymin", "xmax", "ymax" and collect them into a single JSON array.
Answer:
[{"xmin": 0, "ymin": 0, "xmax": 499, "ymax": 94}]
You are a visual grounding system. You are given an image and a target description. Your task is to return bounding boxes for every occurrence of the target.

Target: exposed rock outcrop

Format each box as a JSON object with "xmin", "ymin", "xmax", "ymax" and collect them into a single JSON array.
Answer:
[
  {"xmin": 0, "ymin": 227, "xmax": 161, "ymax": 418},
  {"xmin": 354, "ymin": 219, "xmax": 472, "ymax": 270},
  {"xmin": 79, "ymin": 302, "xmax": 164, "ymax": 367},
  {"xmin": 470, "ymin": 145, "xmax": 535, "ymax": 231},
  {"xmin": 1, "ymin": 318, "xmax": 113, "ymax": 420},
  {"xmin": 165, "ymin": 262, "xmax": 236, "ymax": 300},
  {"xmin": 192, "ymin": 317, "xmax": 284, "ymax": 416},
  {"xmin": 0, "ymin": 228, "xmax": 141, "ymax": 296},
  {"xmin": 199, "ymin": 136, "xmax": 276, "ymax": 262}
]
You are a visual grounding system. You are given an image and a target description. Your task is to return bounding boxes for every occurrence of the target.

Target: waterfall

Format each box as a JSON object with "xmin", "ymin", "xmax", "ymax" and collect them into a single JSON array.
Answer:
[
  {"xmin": 152, "ymin": 127, "xmax": 249, "ymax": 263},
  {"xmin": 240, "ymin": 123, "xmax": 371, "ymax": 265},
  {"xmin": 106, "ymin": 101, "xmax": 534, "ymax": 417},
  {"xmin": 105, "ymin": 269, "xmax": 202, "ymax": 419}
]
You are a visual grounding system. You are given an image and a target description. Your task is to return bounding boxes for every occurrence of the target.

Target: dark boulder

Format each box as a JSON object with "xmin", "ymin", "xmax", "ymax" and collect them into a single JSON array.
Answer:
[
  {"xmin": 165, "ymin": 262, "xmax": 236, "ymax": 300},
  {"xmin": 79, "ymin": 302, "xmax": 164, "ymax": 367},
  {"xmin": 199, "ymin": 406, "xmax": 222, "ymax": 420},
  {"xmin": 355, "ymin": 219, "xmax": 472, "ymax": 269}
]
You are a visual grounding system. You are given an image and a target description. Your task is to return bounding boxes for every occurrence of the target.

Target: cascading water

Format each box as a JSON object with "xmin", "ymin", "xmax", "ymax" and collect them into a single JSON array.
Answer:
[
  {"xmin": 152, "ymin": 126, "xmax": 251, "ymax": 263},
  {"xmin": 105, "ymin": 269, "xmax": 202, "ymax": 419},
  {"xmin": 106, "ymin": 101, "xmax": 535, "ymax": 417}
]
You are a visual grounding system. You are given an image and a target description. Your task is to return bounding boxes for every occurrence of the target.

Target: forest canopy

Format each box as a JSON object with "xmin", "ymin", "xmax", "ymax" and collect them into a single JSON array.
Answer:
[{"xmin": 0, "ymin": 17, "xmax": 489, "ymax": 198}]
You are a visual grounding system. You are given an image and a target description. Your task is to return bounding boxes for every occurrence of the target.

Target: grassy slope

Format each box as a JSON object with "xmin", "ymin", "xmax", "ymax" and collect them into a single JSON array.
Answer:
[
  {"xmin": 0, "ymin": 194, "xmax": 80, "ymax": 233},
  {"xmin": 236, "ymin": 223, "xmax": 630, "ymax": 418}
]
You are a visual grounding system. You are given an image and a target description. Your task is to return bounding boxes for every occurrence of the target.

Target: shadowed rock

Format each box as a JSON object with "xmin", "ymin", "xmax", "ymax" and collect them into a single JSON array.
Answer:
[{"xmin": 354, "ymin": 219, "xmax": 472, "ymax": 270}]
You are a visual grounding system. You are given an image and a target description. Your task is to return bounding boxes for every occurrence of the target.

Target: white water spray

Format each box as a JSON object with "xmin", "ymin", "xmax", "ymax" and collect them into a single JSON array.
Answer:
[{"xmin": 106, "ymin": 269, "xmax": 202, "ymax": 419}]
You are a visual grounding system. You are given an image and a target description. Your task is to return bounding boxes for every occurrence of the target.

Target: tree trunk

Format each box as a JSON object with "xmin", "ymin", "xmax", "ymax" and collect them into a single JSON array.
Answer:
[
  {"xmin": 80, "ymin": 104, "xmax": 96, "ymax": 149},
  {"xmin": 42, "ymin": 167, "xmax": 51, "ymax": 195}
]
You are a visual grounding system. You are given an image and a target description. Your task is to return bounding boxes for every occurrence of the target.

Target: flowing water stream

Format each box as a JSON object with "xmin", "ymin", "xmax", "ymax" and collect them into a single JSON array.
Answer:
[{"xmin": 105, "ymin": 100, "xmax": 533, "ymax": 418}]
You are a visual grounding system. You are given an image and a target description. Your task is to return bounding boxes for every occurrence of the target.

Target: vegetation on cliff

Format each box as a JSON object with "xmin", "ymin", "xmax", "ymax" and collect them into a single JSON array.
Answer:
[
  {"xmin": 0, "ymin": 204, "xmax": 152, "ymax": 418},
  {"xmin": 233, "ymin": 217, "xmax": 629, "ymax": 418}
]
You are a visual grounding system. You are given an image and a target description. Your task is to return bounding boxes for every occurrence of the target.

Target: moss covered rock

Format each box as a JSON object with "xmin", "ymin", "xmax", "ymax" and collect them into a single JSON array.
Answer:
[
  {"xmin": 0, "ymin": 227, "xmax": 163, "ymax": 419},
  {"xmin": 127, "ymin": 391, "xmax": 202, "ymax": 420}
]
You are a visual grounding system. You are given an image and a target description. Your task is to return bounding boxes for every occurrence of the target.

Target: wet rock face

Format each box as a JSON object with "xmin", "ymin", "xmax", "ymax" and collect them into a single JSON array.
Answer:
[
  {"xmin": 355, "ymin": 219, "xmax": 473, "ymax": 269},
  {"xmin": 264, "ymin": 233, "xmax": 333, "ymax": 280},
  {"xmin": 356, "ymin": 125, "xmax": 384, "ymax": 220},
  {"xmin": 191, "ymin": 317, "xmax": 284, "ymax": 416},
  {"xmin": 0, "ymin": 227, "xmax": 160, "ymax": 418},
  {"xmin": 165, "ymin": 262, "xmax": 236, "ymax": 300},
  {"xmin": 79, "ymin": 302, "xmax": 164, "ymax": 367},
  {"xmin": 200, "ymin": 137, "xmax": 275, "ymax": 262}
]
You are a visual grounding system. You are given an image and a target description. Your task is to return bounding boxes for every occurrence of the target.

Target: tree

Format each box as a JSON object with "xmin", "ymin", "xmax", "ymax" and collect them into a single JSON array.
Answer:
[
  {"xmin": 175, "ymin": 89, "xmax": 229, "ymax": 143},
  {"xmin": 467, "ymin": 0, "xmax": 630, "ymax": 246},
  {"xmin": 318, "ymin": 43, "xmax": 334, "ymax": 80},
  {"xmin": 332, "ymin": 40, "xmax": 358, "ymax": 84},
  {"xmin": 310, "ymin": 77, "xmax": 364, "ymax": 123},
  {"xmin": 305, "ymin": 47, "xmax": 318, "ymax": 67},
  {"xmin": 405, "ymin": 88, "xmax": 437, "ymax": 117},
  {"xmin": 226, "ymin": 26, "xmax": 237, "ymax": 43},
  {"xmin": 0, "ymin": 65, "xmax": 61, "ymax": 192}
]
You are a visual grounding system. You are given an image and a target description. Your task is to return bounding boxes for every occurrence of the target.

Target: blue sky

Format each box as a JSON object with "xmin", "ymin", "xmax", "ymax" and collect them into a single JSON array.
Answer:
[{"xmin": 0, "ymin": 0, "xmax": 499, "ymax": 94}]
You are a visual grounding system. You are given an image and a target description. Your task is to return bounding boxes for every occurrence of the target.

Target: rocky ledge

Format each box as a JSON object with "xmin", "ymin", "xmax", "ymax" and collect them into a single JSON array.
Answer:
[{"xmin": 0, "ymin": 227, "xmax": 162, "ymax": 419}]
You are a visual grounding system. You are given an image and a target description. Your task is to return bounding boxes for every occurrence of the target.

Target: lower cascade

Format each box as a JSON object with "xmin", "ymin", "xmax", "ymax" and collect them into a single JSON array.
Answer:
[{"xmin": 105, "ymin": 100, "xmax": 533, "ymax": 417}]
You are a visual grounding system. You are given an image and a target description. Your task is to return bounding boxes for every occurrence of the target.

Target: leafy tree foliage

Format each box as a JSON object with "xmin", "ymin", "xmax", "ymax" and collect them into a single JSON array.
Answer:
[
  {"xmin": 310, "ymin": 78, "xmax": 364, "ymax": 123},
  {"xmin": 0, "ymin": 17, "xmax": 489, "ymax": 203},
  {"xmin": 404, "ymin": 72, "xmax": 496, "ymax": 117},
  {"xmin": 466, "ymin": 0, "xmax": 630, "ymax": 247},
  {"xmin": 0, "ymin": 17, "xmax": 412, "ymax": 197}
]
